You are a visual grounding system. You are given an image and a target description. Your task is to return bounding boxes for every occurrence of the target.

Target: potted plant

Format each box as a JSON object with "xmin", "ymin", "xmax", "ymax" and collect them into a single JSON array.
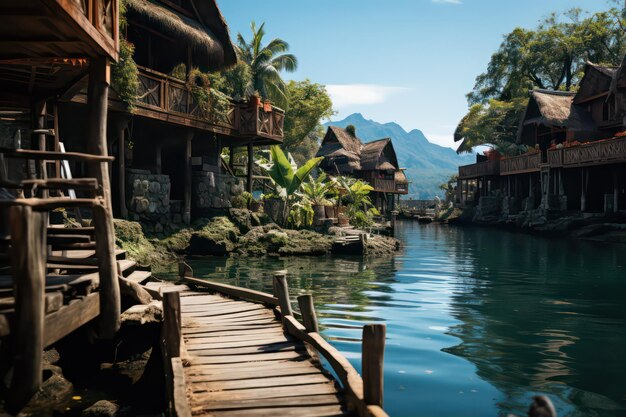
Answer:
[
  {"xmin": 249, "ymin": 92, "xmax": 262, "ymax": 107},
  {"xmin": 301, "ymin": 173, "xmax": 333, "ymax": 226},
  {"xmin": 263, "ymin": 99, "xmax": 273, "ymax": 113}
]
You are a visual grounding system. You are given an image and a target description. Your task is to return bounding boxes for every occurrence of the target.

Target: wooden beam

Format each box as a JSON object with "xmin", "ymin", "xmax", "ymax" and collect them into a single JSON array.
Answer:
[
  {"xmin": 6, "ymin": 206, "xmax": 46, "ymax": 413},
  {"xmin": 181, "ymin": 276, "xmax": 278, "ymax": 306},
  {"xmin": 183, "ymin": 131, "xmax": 193, "ymax": 225},
  {"xmin": 362, "ymin": 324, "xmax": 386, "ymax": 408}
]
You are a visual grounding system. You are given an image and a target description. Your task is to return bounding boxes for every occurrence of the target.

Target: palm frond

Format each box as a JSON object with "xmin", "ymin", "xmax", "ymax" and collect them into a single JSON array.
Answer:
[{"xmin": 271, "ymin": 54, "xmax": 298, "ymax": 72}]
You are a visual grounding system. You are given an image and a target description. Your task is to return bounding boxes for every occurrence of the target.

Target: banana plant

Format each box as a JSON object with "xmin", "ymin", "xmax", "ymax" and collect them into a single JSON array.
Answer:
[{"xmin": 300, "ymin": 172, "xmax": 333, "ymax": 206}]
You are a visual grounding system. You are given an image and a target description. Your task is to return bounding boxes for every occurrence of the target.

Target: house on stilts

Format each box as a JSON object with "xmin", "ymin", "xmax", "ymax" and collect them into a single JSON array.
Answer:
[
  {"xmin": 316, "ymin": 126, "xmax": 409, "ymax": 213},
  {"xmin": 457, "ymin": 59, "xmax": 626, "ymax": 218}
]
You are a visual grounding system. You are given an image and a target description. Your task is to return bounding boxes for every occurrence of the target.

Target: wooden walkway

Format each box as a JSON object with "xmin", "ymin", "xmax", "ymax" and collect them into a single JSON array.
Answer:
[
  {"xmin": 149, "ymin": 268, "xmax": 389, "ymax": 417},
  {"xmin": 180, "ymin": 290, "xmax": 347, "ymax": 416}
]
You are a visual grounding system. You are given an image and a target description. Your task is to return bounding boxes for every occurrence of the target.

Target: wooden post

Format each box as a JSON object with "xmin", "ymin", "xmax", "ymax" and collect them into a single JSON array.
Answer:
[
  {"xmin": 246, "ymin": 143, "xmax": 253, "ymax": 193},
  {"xmin": 184, "ymin": 131, "xmax": 193, "ymax": 225},
  {"xmin": 362, "ymin": 324, "xmax": 386, "ymax": 408},
  {"xmin": 229, "ymin": 146, "xmax": 235, "ymax": 173},
  {"xmin": 93, "ymin": 201, "xmax": 121, "ymax": 339},
  {"xmin": 53, "ymin": 102, "xmax": 61, "ymax": 180},
  {"xmin": 33, "ymin": 101, "xmax": 48, "ymax": 197},
  {"xmin": 297, "ymin": 295, "xmax": 319, "ymax": 333},
  {"xmin": 7, "ymin": 206, "xmax": 46, "ymax": 412},
  {"xmin": 118, "ymin": 125, "xmax": 128, "ymax": 219},
  {"xmin": 162, "ymin": 291, "xmax": 182, "ymax": 358},
  {"xmin": 614, "ymin": 168, "xmax": 619, "ymax": 213},
  {"xmin": 273, "ymin": 272, "xmax": 292, "ymax": 318}
]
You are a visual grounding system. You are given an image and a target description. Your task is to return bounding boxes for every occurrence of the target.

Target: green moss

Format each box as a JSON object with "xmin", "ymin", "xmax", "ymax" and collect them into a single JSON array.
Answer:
[
  {"xmin": 113, "ymin": 220, "xmax": 175, "ymax": 272},
  {"xmin": 157, "ymin": 228, "xmax": 192, "ymax": 253}
]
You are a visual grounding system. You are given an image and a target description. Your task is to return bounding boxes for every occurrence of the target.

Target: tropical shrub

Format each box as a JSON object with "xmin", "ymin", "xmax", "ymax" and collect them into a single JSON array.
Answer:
[{"xmin": 111, "ymin": 39, "xmax": 139, "ymax": 110}]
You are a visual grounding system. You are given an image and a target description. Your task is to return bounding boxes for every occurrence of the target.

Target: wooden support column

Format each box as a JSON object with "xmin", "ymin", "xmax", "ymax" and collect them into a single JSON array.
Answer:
[
  {"xmin": 53, "ymin": 102, "xmax": 60, "ymax": 180},
  {"xmin": 118, "ymin": 124, "xmax": 128, "ymax": 219},
  {"xmin": 614, "ymin": 168, "xmax": 619, "ymax": 213},
  {"xmin": 246, "ymin": 143, "xmax": 253, "ymax": 194},
  {"xmin": 229, "ymin": 146, "xmax": 235, "ymax": 173},
  {"xmin": 86, "ymin": 56, "xmax": 120, "ymax": 339},
  {"xmin": 581, "ymin": 168, "xmax": 588, "ymax": 212},
  {"xmin": 155, "ymin": 143, "xmax": 162, "ymax": 175},
  {"xmin": 163, "ymin": 292, "xmax": 182, "ymax": 358},
  {"xmin": 7, "ymin": 206, "xmax": 46, "ymax": 413},
  {"xmin": 363, "ymin": 324, "xmax": 386, "ymax": 408},
  {"xmin": 34, "ymin": 101, "xmax": 48, "ymax": 197},
  {"xmin": 273, "ymin": 272, "xmax": 292, "ymax": 320},
  {"xmin": 184, "ymin": 131, "xmax": 193, "ymax": 225},
  {"xmin": 297, "ymin": 295, "xmax": 319, "ymax": 333}
]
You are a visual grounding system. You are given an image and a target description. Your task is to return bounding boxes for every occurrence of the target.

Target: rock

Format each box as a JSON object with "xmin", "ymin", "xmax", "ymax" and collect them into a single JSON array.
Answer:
[
  {"xmin": 121, "ymin": 301, "xmax": 163, "ymax": 325},
  {"xmin": 148, "ymin": 181, "xmax": 160, "ymax": 194},
  {"xmin": 187, "ymin": 217, "xmax": 239, "ymax": 256},
  {"xmin": 81, "ymin": 400, "xmax": 120, "ymax": 417},
  {"xmin": 229, "ymin": 208, "xmax": 253, "ymax": 233},
  {"xmin": 21, "ymin": 365, "xmax": 73, "ymax": 415}
]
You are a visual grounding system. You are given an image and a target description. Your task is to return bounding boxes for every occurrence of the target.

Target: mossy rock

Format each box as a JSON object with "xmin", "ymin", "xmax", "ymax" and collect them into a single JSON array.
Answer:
[
  {"xmin": 113, "ymin": 219, "xmax": 175, "ymax": 272},
  {"xmin": 187, "ymin": 217, "xmax": 239, "ymax": 256},
  {"xmin": 158, "ymin": 228, "xmax": 193, "ymax": 253}
]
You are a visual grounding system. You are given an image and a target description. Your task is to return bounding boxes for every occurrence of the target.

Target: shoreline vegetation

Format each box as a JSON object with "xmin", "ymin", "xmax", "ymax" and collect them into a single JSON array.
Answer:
[{"xmin": 114, "ymin": 208, "xmax": 401, "ymax": 274}]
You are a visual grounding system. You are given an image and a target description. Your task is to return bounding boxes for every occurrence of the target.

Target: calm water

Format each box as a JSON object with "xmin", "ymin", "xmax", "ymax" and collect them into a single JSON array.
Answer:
[{"xmin": 179, "ymin": 221, "xmax": 626, "ymax": 417}]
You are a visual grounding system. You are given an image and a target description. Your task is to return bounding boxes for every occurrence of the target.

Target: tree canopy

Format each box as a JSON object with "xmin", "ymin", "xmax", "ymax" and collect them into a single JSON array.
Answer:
[{"xmin": 282, "ymin": 80, "xmax": 335, "ymax": 165}]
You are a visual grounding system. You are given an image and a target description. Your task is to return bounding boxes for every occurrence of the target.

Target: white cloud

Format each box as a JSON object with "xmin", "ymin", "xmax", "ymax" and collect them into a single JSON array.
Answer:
[
  {"xmin": 326, "ymin": 84, "xmax": 408, "ymax": 109},
  {"xmin": 432, "ymin": 0, "xmax": 462, "ymax": 4}
]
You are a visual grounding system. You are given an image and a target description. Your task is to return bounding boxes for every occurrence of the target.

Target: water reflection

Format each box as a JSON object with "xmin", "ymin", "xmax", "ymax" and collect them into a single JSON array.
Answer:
[{"xmin": 172, "ymin": 222, "xmax": 626, "ymax": 417}]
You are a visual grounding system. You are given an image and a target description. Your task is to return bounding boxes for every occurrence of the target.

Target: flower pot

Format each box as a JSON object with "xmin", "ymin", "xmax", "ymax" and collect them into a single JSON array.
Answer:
[
  {"xmin": 263, "ymin": 101, "xmax": 272, "ymax": 112},
  {"xmin": 250, "ymin": 95, "xmax": 261, "ymax": 107},
  {"xmin": 313, "ymin": 204, "xmax": 326, "ymax": 226},
  {"xmin": 338, "ymin": 214, "xmax": 350, "ymax": 227},
  {"xmin": 324, "ymin": 205, "xmax": 336, "ymax": 219}
]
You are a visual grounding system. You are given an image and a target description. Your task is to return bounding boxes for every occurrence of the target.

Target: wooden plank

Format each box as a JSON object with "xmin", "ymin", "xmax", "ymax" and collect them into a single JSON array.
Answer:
[
  {"xmin": 182, "ymin": 309, "xmax": 274, "ymax": 320},
  {"xmin": 192, "ymin": 382, "xmax": 338, "ymax": 402},
  {"xmin": 182, "ymin": 323, "xmax": 283, "ymax": 334},
  {"xmin": 184, "ymin": 336, "xmax": 290, "ymax": 348},
  {"xmin": 182, "ymin": 326, "xmax": 283, "ymax": 337},
  {"xmin": 43, "ymin": 292, "xmax": 100, "ymax": 347},
  {"xmin": 0, "ymin": 147, "xmax": 113, "ymax": 162},
  {"xmin": 188, "ymin": 342, "xmax": 302, "ymax": 356},
  {"xmin": 0, "ymin": 197, "xmax": 98, "ymax": 210},
  {"xmin": 188, "ymin": 351, "xmax": 307, "ymax": 365},
  {"xmin": 190, "ymin": 374, "xmax": 333, "ymax": 392},
  {"xmin": 186, "ymin": 364, "xmax": 323, "ymax": 382},
  {"xmin": 182, "ymin": 276, "xmax": 278, "ymax": 306},
  {"xmin": 171, "ymin": 357, "xmax": 191, "ymax": 417},
  {"xmin": 181, "ymin": 303, "xmax": 266, "ymax": 314},
  {"xmin": 206, "ymin": 405, "xmax": 345, "ymax": 417},
  {"xmin": 184, "ymin": 358, "xmax": 313, "ymax": 371},
  {"xmin": 189, "ymin": 394, "xmax": 343, "ymax": 412}
]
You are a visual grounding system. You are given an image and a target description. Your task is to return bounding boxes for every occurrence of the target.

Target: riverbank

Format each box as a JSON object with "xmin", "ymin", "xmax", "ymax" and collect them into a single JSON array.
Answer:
[
  {"xmin": 448, "ymin": 206, "xmax": 626, "ymax": 244},
  {"xmin": 113, "ymin": 208, "xmax": 401, "ymax": 273}
]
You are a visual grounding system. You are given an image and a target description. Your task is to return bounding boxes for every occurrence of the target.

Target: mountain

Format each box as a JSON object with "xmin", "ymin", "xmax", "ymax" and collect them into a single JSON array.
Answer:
[{"xmin": 324, "ymin": 113, "xmax": 474, "ymax": 199}]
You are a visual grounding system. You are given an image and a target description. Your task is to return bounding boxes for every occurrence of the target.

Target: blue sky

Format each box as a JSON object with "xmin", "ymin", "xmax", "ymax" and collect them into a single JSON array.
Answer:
[{"xmin": 219, "ymin": 0, "xmax": 612, "ymax": 149}]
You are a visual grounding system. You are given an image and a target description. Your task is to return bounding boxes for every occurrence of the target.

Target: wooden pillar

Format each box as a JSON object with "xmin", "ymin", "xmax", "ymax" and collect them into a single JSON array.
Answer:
[
  {"xmin": 162, "ymin": 291, "xmax": 182, "ymax": 358},
  {"xmin": 7, "ymin": 206, "xmax": 46, "ymax": 413},
  {"xmin": 53, "ymin": 102, "xmax": 61, "ymax": 180},
  {"xmin": 93, "ymin": 202, "xmax": 121, "ymax": 338},
  {"xmin": 581, "ymin": 168, "xmax": 587, "ymax": 212},
  {"xmin": 34, "ymin": 101, "xmax": 48, "ymax": 197},
  {"xmin": 155, "ymin": 142, "xmax": 162, "ymax": 174},
  {"xmin": 297, "ymin": 295, "xmax": 319, "ymax": 333},
  {"xmin": 273, "ymin": 272, "xmax": 292, "ymax": 319},
  {"xmin": 184, "ymin": 131, "xmax": 193, "ymax": 225},
  {"xmin": 614, "ymin": 168, "xmax": 619, "ymax": 213},
  {"xmin": 246, "ymin": 143, "xmax": 253, "ymax": 194},
  {"xmin": 86, "ymin": 56, "xmax": 120, "ymax": 339},
  {"xmin": 229, "ymin": 146, "xmax": 235, "ymax": 173},
  {"xmin": 118, "ymin": 125, "xmax": 128, "ymax": 219},
  {"xmin": 362, "ymin": 324, "xmax": 386, "ymax": 408},
  {"xmin": 216, "ymin": 136, "xmax": 222, "ymax": 174}
]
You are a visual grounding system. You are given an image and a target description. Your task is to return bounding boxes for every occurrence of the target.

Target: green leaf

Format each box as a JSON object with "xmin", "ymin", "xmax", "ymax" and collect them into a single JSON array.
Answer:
[
  {"xmin": 288, "ymin": 156, "xmax": 323, "ymax": 194},
  {"xmin": 268, "ymin": 145, "xmax": 294, "ymax": 189}
]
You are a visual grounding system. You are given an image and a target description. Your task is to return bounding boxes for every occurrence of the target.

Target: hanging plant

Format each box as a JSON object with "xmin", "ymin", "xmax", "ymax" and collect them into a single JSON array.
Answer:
[
  {"xmin": 171, "ymin": 64, "xmax": 230, "ymax": 124},
  {"xmin": 111, "ymin": 39, "xmax": 139, "ymax": 111}
]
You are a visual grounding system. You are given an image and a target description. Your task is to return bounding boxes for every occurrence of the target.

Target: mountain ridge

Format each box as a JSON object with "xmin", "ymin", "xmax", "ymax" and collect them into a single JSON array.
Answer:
[{"xmin": 323, "ymin": 113, "xmax": 473, "ymax": 198}]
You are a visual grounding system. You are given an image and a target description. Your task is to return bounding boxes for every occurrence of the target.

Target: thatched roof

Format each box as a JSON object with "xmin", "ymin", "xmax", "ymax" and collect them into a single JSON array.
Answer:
[
  {"xmin": 361, "ymin": 138, "xmax": 399, "ymax": 171},
  {"xmin": 519, "ymin": 90, "xmax": 596, "ymax": 136},
  {"xmin": 395, "ymin": 170, "xmax": 408, "ymax": 184},
  {"xmin": 588, "ymin": 63, "xmax": 618, "ymax": 78},
  {"xmin": 126, "ymin": 0, "xmax": 236, "ymax": 70}
]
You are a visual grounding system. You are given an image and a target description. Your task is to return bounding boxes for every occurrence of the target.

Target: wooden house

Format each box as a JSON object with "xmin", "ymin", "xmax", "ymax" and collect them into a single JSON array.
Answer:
[
  {"xmin": 0, "ymin": 0, "xmax": 122, "ymax": 411},
  {"xmin": 458, "ymin": 60, "xmax": 626, "ymax": 216},
  {"xmin": 316, "ymin": 126, "xmax": 408, "ymax": 213},
  {"xmin": 61, "ymin": 0, "xmax": 285, "ymax": 229}
]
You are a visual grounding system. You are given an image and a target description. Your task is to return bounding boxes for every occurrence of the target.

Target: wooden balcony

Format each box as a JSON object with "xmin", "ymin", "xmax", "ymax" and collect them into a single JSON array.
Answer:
[
  {"xmin": 500, "ymin": 153, "xmax": 541, "ymax": 175},
  {"xmin": 558, "ymin": 137, "xmax": 626, "ymax": 168},
  {"xmin": 134, "ymin": 66, "xmax": 284, "ymax": 143},
  {"xmin": 372, "ymin": 178, "xmax": 408, "ymax": 194},
  {"xmin": 547, "ymin": 149, "xmax": 563, "ymax": 167},
  {"xmin": 458, "ymin": 160, "xmax": 500, "ymax": 179}
]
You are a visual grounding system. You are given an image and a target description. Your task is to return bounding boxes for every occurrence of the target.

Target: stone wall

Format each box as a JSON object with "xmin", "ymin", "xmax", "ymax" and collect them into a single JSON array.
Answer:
[
  {"xmin": 193, "ymin": 171, "xmax": 244, "ymax": 217},
  {"xmin": 127, "ymin": 169, "xmax": 171, "ymax": 233}
]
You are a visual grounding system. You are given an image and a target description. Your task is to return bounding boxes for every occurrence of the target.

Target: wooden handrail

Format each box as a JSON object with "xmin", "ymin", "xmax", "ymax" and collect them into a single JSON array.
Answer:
[{"xmin": 0, "ymin": 148, "xmax": 114, "ymax": 162}]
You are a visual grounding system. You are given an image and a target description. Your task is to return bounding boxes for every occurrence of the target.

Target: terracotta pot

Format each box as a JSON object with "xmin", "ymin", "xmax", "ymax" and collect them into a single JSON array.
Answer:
[
  {"xmin": 338, "ymin": 214, "xmax": 350, "ymax": 227},
  {"xmin": 324, "ymin": 205, "xmax": 336, "ymax": 219},
  {"xmin": 263, "ymin": 101, "xmax": 273, "ymax": 112},
  {"xmin": 313, "ymin": 204, "xmax": 326, "ymax": 226},
  {"xmin": 250, "ymin": 95, "xmax": 261, "ymax": 107}
]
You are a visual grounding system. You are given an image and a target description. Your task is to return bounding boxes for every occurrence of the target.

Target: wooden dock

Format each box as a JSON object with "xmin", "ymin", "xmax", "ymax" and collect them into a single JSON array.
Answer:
[{"xmin": 149, "ymin": 267, "xmax": 389, "ymax": 417}]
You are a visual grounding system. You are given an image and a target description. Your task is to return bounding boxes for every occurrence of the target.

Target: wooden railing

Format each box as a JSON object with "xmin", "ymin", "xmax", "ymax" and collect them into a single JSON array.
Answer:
[
  {"xmin": 179, "ymin": 270, "xmax": 389, "ymax": 417},
  {"xmin": 560, "ymin": 137, "xmax": 626, "ymax": 167},
  {"xmin": 55, "ymin": 0, "xmax": 119, "ymax": 59},
  {"xmin": 458, "ymin": 160, "xmax": 500, "ymax": 179},
  {"xmin": 373, "ymin": 178, "xmax": 396, "ymax": 193},
  {"xmin": 136, "ymin": 66, "xmax": 284, "ymax": 141},
  {"xmin": 395, "ymin": 183, "xmax": 409, "ymax": 194},
  {"xmin": 500, "ymin": 152, "xmax": 541, "ymax": 175},
  {"xmin": 548, "ymin": 149, "xmax": 563, "ymax": 167}
]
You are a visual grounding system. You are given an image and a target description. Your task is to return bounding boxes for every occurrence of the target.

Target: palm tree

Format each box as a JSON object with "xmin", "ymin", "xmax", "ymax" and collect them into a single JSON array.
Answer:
[{"xmin": 236, "ymin": 21, "xmax": 298, "ymax": 109}]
